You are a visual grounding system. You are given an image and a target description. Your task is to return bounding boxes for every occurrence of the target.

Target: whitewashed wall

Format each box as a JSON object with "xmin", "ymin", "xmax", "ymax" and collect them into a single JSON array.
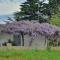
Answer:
[{"xmin": 0, "ymin": 33, "xmax": 47, "ymax": 48}]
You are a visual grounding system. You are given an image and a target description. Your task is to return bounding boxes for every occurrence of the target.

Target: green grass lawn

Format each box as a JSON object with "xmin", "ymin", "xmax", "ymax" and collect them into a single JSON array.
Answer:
[{"xmin": 0, "ymin": 47, "xmax": 60, "ymax": 60}]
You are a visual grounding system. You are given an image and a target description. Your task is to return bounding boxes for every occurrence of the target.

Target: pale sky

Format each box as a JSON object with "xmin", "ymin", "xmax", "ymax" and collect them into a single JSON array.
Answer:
[
  {"xmin": 0, "ymin": 0, "xmax": 48, "ymax": 15},
  {"xmin": 0, "ymin": 0, "xmax": 48, "ymax": 24},
  {"xmin": 0, "ymin": 0, "xmax": 26, "ymax": 15}
]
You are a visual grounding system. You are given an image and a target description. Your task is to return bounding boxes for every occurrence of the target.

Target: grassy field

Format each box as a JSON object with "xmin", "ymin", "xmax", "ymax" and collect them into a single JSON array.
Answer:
[{"xmin": 0, "ymin": 47, "xmax": 60, "ymax": 60}]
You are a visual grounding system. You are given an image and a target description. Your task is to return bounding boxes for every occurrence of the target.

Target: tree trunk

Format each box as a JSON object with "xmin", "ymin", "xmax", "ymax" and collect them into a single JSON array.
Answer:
[
  {"xmin": 44, "ymin": 37, "xmax": 47, "ymax": 45},
  {"xmin": 21, "ymin": 32, "xmax": 24, "ymax": 46},
  {"xmin": 12, "ymin": 34, "xmax": 21, "ymax": 46},
  {"xmin": 29, "ymin": 37, "xmax": 34, "ymax": 46}
]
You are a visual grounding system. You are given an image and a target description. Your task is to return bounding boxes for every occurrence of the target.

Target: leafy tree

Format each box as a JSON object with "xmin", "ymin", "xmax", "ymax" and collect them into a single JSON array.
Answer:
[
  {"xmin": 14, "ymin": 0, "xmax": 49, "ymax": 22},
  {"xmin": 14, "ymin": 0, "xmax": 60, "ymax": 22},
  {"xmin": 14, "ymin": 0, "xmax": 38, "ymax": 21}
]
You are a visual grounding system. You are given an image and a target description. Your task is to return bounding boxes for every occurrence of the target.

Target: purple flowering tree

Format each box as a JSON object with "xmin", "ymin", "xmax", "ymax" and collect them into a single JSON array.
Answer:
[{"xmin": 0, "ymin": 20, "xmax": 60, "ymax": 46}]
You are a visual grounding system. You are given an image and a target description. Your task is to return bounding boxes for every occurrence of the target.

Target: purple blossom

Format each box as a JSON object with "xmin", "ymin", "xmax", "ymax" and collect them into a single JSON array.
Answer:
[{"xmin": 0, "ymin": 20, "xmax": 60, "ymax": 38}]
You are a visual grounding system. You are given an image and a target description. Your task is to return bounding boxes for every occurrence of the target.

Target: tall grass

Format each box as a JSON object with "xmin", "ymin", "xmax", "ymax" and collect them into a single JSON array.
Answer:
[{"xmin": 0, "ymin": 47, "xmax": 60, "ymax": 60}]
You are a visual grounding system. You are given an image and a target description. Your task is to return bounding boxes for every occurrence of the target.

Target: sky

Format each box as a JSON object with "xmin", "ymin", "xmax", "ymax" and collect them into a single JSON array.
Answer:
[
  {"xmin": 0, "ymin": 0, "xmax": 26, "ymax": 15},
  {"xmin": 0, "ymin": 0, "xmax": 48, "ymax": 24},
  {"xmin": 0, "ymin": 0, "xmax": 48, "ymax": 15}
]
